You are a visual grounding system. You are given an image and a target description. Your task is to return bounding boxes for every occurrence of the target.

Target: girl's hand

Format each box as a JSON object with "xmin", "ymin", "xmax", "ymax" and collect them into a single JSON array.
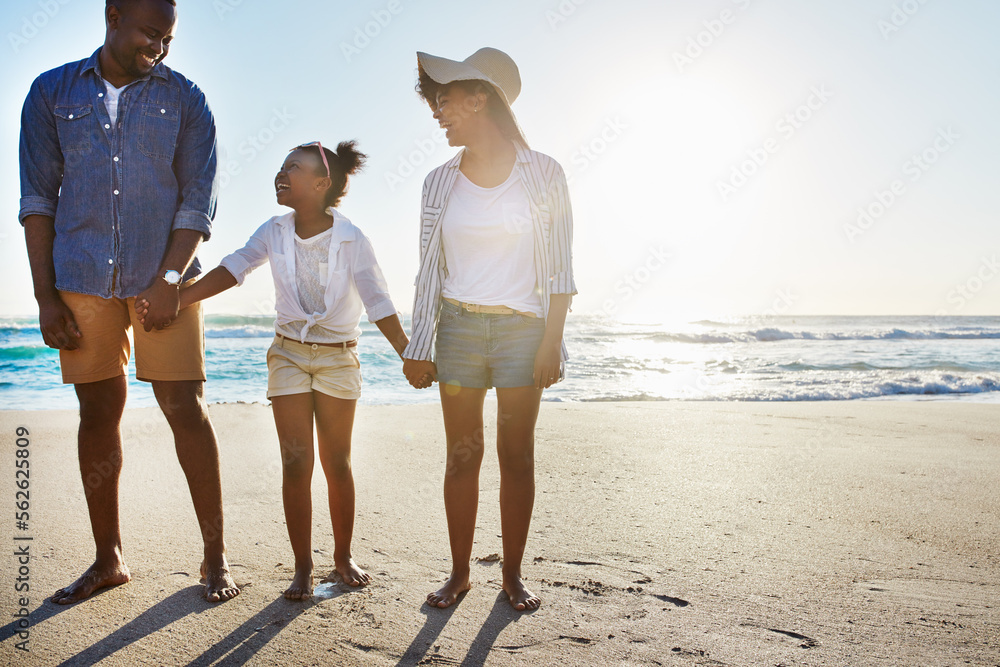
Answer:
[
  {"xmin": 403, "ymin": 359, "xmax": 437, "ymax": 389},
  {"xmin": 533, "ymin": 341, "xmax": 561, "ymax": 389},
  {"xmin": 136, "ymin": 286, "xmax": 191, "ymax": 327},
  {"xmin": 134, "ymin": 298, "xmax": 150, "ymax": 326}
]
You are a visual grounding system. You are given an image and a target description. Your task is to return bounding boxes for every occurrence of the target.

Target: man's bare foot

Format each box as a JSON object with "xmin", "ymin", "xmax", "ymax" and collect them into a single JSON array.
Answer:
[
  {"xmin": 200, "ymin": 558, "xmax": 240, "ymax": 603},
  {"xmin": 51, "ymin": 558, "xmax": 131, "ymax": 605},
  {"xmin": 335, "ymin": 557, "xmax": 371, "ymax": 587},
  {"xmin": 427, "ymin": 573, "xmax": 471, "ymax": 609},
  {"xmin": 284, "ymin": 566, "xmax": 314, "ymax": 600},
  {"xmin": 503, "ymin": 574, "xmax": 540, "ymax": 611}
]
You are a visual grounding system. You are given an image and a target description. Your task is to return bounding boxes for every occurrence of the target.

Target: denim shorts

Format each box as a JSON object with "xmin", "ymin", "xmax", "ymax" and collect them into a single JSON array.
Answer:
[{"xmin": 435, "ymin": 299, "xmax": 546, "ymax": 389}]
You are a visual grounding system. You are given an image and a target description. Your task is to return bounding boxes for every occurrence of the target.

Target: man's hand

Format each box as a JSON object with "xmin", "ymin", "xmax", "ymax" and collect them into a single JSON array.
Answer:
[
  {"xmin": 136, "ymin": 280, "xmax": 180, "ymax": 331},
  {"xmin": 38, "ymin": 296, "xmax": 82, "ymax": 350},
  {"xmin": 403, "ymin": 359, "xmax": 437, "ymax": 389},
  {"xmin": 532, "ymin": 340, "xmax": 561, "ymax": 389}
]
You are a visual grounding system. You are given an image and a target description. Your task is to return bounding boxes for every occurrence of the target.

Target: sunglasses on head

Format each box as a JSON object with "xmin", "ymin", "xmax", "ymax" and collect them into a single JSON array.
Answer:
[{"xmin": 293, "ymin": 141, "xmax": 330, "ymax": 178}]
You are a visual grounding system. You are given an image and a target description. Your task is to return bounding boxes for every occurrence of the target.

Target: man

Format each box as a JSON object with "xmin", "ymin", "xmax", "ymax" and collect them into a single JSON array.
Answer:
[{"xmin": 19, "ymin": 0, "xmax": 239, "ymax": 603}]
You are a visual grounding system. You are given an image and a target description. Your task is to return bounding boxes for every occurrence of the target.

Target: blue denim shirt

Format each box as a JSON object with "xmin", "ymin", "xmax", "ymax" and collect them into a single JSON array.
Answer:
[{"xmin": 19, "ymin": 48, "xmax": 218, "ymax": 298}]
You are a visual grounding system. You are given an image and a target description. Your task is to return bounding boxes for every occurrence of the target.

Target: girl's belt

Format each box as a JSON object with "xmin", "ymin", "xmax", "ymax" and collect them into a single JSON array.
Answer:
[{"xmin": 276, "ymin": 334, "xmax": 358, "ymax": 348}]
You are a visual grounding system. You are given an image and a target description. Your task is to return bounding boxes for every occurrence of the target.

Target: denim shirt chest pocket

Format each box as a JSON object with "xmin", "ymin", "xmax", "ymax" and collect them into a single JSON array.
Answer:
[
  {"xmin": 53, "ymin": 104, "xmax": 94, "ymax": 153},
  {"xmin": 137, "ymin": 88, "xmax": 181, "ymax": 161}
]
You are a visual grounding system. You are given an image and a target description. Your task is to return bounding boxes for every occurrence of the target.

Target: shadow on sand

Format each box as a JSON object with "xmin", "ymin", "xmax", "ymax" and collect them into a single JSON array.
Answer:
[
  {"xmin": 50, "ymin": 587, "xmax": 310, "ymax": 667},
  {"xmin": 396, "ymin": 591, "xmax": 526, "ymax": 666}
]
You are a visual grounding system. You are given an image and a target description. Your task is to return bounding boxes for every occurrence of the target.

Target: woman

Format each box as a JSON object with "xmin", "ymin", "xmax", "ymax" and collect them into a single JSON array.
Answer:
[{"xmin": 402, "ymin": 48, "xmax": 576, "ymax": 611}]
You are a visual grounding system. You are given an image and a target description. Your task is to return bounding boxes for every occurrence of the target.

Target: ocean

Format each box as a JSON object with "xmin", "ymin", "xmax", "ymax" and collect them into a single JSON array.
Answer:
[{"xmin": 2, "ymin": 315, "xmax": 1000, "ymax": 410}]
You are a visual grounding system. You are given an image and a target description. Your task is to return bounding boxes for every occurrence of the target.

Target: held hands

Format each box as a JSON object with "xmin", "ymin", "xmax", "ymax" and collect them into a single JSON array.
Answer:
[
  {"xmin": 38, "ymin": 296, "xmax": 82, "ymax": 350},
  {"xmin": 532, "ymin": 340, "xmax": 562, "ymax": 390},
  {"xmin": 134, "ymin": 280, "xmax": 180, "ymax": 331},
  {"xmin": 403, "ymin": 359, "xmax": 437, "ymax": 390}
]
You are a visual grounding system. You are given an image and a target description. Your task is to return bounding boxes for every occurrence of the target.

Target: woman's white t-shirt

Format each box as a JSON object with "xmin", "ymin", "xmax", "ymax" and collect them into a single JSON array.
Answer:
[{"xmin": 441, "ymin": 169, "xmax": 543, "ymax": 317}]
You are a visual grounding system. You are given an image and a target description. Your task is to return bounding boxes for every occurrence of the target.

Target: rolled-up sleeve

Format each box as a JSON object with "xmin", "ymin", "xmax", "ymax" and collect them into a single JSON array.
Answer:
[
  {"xmin": 547, "ymin": 164, "xmax": 577, "ymax": 296},
  {"xmin": 219, "ymin": 221, "xmax": 269, "ymax": 285},
  {"xmin": 351, "ymin": 235, "xmax": 397, "ymax": 323},
  {"xmin": 171, "ymin": 82, "xmax": 218, "ymax": 239},
  {"xmin": 18, "ymin": 79, "xmax": 61, "ymax": 223}
]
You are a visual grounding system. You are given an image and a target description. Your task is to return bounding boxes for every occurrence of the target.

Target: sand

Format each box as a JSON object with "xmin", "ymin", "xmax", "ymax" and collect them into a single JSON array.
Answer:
[{"xmin": 0, "ymin": 400, "xmax": 998, "ymax": 666}]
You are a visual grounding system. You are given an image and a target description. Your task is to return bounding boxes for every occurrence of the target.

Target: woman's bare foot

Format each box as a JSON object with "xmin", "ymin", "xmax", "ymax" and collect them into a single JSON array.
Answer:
[
  {"xmin": 503, "ymin": 574, "xmax": 540, "ymax": 611},
  {"xmin": 335, "ymin": 557, "xmax": 371, "ymax": 587},
  {"xmin": 51, "ymin": 558, "xmax": 131, "ymax": 605},
  {"xmin": 427, "ymin": 572, "xmax": 472, "ymax": 609},
  {"xmin": 199, "ymin": 558, "xmax": 241, "ymax": 602},
  {"xmin": 284, "ymin": 566, "xmax": 314, "ymax": 600}
]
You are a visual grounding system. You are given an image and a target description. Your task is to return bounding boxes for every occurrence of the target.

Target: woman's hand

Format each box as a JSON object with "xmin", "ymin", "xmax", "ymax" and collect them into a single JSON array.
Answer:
[
  {"xmin": 532, "ymin": 340, "xmax": 561, "ymax": 389},
  {"xmin": 403, "ymin": 359, "xmax": 437, "ymax": 389}
]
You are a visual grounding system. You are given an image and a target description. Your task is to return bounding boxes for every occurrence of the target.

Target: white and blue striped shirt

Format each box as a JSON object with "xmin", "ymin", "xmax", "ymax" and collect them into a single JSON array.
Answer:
[{"xmin": 403, "ymin": 144, "xmax": 577, "ymax": 362}]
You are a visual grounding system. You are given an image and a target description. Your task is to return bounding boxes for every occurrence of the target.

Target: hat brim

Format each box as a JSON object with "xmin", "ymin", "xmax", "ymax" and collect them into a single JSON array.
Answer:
[
  {"xmin": 416, "ymin": 51, "xmax": 528, "ymax": 147},
  {"xmin": 417, "ymin": 52, "xmax": 513, "ymax": 106},
  {"xmin": 417, "ymin": 52, "xmax": 480, "ymax": 84}
]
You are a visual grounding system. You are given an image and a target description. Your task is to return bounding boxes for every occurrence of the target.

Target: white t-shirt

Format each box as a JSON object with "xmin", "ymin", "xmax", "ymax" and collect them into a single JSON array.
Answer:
[
  {"xmin": 103, "ymin": 79, "xmax": 131, "ymax": 125},
  {"xmin": 219, "ymin": 210, "xmax": 397, "ymax": 344},
  {"xmin": 441, "ymin": 169, "xmax": 542, "ymax": 316},
  {"xmin": 274, "ymin": 228, "xmax": 341, "ymax": 343}
]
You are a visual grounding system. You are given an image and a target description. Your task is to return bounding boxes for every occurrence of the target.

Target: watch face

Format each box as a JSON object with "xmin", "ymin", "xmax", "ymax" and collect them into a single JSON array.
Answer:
[{"xmin": 163, "ymin": 270, "xmax": 182, "ymax": 285}]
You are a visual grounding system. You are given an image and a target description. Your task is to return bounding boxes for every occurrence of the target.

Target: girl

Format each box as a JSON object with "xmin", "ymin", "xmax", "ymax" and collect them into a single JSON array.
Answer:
[
  {"xmin": 139, "ymin": 141, "xmax": 408, "ymax": 599},
  {"xmin": 401, "ymin": 48, "xmax": 577, "ymax": 611}
]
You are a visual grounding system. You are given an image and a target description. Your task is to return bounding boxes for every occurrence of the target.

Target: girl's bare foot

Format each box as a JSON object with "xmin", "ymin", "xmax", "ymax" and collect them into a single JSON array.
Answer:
[
  {"xmin": 335, "ymin": 557, "xmax": 371, "ymax": 587},
  {"xmin": 199, "ymin": 558, "xmax": 241, "ymax": 602},
  {"xmin": 502, "ymin": 574, "xmax": 540, "ymax": 611},
  {"xmin": 284, "ymin": 566, "xmax": 314, "ymax": 600},
  {"xmin": 51, "ymin": 558, "xmax": 131, "ymax": 605},
  {"xmin": 427, "ymin": 573, "xmax": 472, "ymax": 609}
]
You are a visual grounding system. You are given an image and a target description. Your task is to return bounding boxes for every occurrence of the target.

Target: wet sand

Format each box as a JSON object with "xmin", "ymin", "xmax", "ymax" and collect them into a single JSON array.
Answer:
[{"xmin": 1, "ymin": 401, "xmax": 998, "ymax": 666}]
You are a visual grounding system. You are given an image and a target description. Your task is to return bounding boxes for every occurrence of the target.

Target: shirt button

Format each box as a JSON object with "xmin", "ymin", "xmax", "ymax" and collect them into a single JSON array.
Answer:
[
  {"xmin": 160, "ymin": 109, "xmax": 166, "ymax": 114},
  {"xmin": 98, "ymin": 93, "xmax": 104, "ymax": 98},
  {"xmin": 108, "ymin": 259, "xmax": 114, "ymax": 265},
  {"xmin": 113, "ymin": 190, "xmax": 119, "ymax": 195},
  {"xmin": 114, "ymin": 156, "xmax": 119, "ymax": 162},
  {"xmin": 68, "ymin": 114, "xmax": 74, "ymax": 119},
  {"xmin": 105, "ymin": 124, "xmax": 111, "ymax": 129}
]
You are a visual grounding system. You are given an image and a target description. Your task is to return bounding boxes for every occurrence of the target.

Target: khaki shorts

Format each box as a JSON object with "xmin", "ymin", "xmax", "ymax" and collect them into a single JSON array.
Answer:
[
  {"xmin": 266, "ymin": 335, "xmax": 362, "ymax": 400},
  {"xmin": 58, "ymin": 289, "xmax": 206, "ymax": 385}
]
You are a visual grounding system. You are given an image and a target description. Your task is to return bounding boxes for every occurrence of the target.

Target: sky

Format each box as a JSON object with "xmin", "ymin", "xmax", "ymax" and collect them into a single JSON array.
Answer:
[{"xmin": 1, "ymin": 0, "xmax": 998, "ymax": 322}]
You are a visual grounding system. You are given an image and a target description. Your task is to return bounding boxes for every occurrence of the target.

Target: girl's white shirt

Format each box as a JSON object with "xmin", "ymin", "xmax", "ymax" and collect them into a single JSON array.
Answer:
[{"xmin": 219, "ymin": 208, "xmax": 397, "ymax": 344}]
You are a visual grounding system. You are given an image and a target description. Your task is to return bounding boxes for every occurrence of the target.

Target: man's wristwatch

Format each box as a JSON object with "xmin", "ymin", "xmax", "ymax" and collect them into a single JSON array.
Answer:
[{"xmin": 162, "ymin": 269, "xmax": 182, "ymax": 287}]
